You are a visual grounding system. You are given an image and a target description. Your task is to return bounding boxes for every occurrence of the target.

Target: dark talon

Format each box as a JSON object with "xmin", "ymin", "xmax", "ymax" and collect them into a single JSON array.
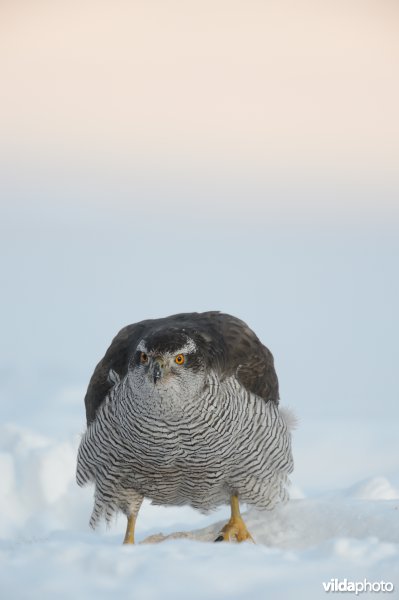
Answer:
[{"xmin": 214, "ymin": 535, "xmax": 224, "ymax": 542}]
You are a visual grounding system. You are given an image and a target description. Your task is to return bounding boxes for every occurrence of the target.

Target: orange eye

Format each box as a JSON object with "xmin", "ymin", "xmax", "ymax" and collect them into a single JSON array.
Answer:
[
  {"xmin": 140, "ymin": 352, "xmax": 148, "ymax": 364},
  {"xmin": 175, "ymin": 354, "xmax": 185, "ymax": 365}
]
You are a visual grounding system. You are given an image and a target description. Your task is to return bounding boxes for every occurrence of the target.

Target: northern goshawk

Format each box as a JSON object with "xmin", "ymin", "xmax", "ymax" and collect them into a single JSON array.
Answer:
[{"xmin": 76, "ymin": 311, "xmax": 294, "ymax": 543}]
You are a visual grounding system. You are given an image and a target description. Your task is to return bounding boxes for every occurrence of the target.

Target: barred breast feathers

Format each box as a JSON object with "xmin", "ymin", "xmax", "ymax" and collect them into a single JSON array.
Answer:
[{"xmin": 76, "ymin": 371, "xmax": 294, "ymax": 525}]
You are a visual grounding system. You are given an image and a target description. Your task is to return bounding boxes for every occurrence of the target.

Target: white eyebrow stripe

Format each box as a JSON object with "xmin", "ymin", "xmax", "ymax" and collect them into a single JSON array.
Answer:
[
  {"xmin": 176, "ymin": 339, "xmax": 197, "ymax": 354},
  {"xmin": 136, "ymin": 340, "xmax": 148, "ymax": 352},
  {"xmin": 136, "ymin": 338, "xmax": 196, "ymax": 355}
]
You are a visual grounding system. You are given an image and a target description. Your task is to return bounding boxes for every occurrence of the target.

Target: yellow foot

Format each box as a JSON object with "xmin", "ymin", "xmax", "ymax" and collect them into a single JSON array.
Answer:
[
  {"xmin": 123, "ymin": 514, "xmax": 136, "ymax": 545},
  {"xmin": 214, "ymin": 515, "xmax": 254, "ymax": 543}
]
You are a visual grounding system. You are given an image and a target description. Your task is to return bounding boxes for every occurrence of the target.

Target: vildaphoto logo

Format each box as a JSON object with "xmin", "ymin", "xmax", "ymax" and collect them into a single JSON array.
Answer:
[{"xmin": 322, "ymin": 579, "xmax": 394, "ymax": 595}]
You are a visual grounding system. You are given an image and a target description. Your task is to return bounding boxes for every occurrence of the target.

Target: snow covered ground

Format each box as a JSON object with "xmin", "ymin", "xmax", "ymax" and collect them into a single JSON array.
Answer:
[{"xmin": 0, "ymin": 419, "xmax": 398, "ymax": 600}]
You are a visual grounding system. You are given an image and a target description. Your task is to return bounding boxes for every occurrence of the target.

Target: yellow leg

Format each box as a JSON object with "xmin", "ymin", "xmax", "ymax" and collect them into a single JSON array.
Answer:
[
  {"xmin": 123, "ymin": 514, "xmax": 136, "ymax": 545},
  {"xmin": 215, "ymin": 495, "xmax": 254, "ymax": 543}
]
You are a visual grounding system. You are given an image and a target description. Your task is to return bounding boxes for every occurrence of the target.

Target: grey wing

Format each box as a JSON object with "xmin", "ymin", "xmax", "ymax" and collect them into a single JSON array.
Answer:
[
  {"xmin": 84, "ymin": 320, "xmax": 152, "ymax": 425},
  {"xmin": 213, "ymin": 313, "xmax": 280, "ymax": 404}
]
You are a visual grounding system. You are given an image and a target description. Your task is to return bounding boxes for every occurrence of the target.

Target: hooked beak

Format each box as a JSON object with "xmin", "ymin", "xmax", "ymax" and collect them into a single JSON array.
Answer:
[{"xmin": 153, "ymin": 359, "xmax": 163, "ymax": 384}]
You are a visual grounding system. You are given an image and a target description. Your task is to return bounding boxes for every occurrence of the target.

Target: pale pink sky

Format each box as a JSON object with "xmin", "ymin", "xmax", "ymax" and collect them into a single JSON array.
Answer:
[
  {"xmin": 1, "ymin": 1, "xmax": 398, "ymax": 165},
  {"xmin": 1, "ymin": 1, "xmax": 398, "ymax": 221}
]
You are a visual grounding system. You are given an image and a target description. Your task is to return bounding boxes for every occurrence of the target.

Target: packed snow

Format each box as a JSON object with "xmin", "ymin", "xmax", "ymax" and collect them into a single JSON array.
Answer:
[{"xmin": 0, "ymin": 417, "xmax": 398, "ymax": 600}]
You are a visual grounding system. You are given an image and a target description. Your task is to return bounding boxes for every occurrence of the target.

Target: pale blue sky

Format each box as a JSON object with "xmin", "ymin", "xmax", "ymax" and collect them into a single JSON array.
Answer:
[{"xmin": 1, "ymin": 170, "xmax": 398, "ymax": 435}]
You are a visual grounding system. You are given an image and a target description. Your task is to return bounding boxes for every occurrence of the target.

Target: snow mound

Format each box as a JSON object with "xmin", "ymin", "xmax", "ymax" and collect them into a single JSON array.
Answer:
[
  {"xmin": 345, "ymin": 477, "xmax": 399, "ymax": 500},
  {"xmin": 144, "ymin": 490, "xmax": 399, "ymax": 551},
  {"xmin": 0, "ymin": 424, "xmax": 91, "ymax": 539}
]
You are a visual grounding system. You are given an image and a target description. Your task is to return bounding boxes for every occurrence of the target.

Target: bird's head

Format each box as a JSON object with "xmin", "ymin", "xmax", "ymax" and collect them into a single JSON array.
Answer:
[{"xmin": 127, "ymin": 328, "xmax": 209, "ymax": 414}]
